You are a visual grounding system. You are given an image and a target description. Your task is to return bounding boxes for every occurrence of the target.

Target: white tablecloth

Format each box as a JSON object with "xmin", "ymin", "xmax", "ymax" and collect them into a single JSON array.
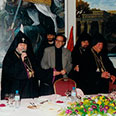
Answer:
[
  {"xmin": 0, "ymin": 93, "xmax": 113, "ymax": 116},
  {"xmin": 0, "ymin": 95, "xmax": 67, "ymax": 116}
]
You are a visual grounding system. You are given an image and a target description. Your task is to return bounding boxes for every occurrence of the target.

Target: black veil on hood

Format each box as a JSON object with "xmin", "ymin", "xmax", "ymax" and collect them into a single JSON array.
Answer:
[
  {"xmin": 91, "ymin": 33, "xmax": 108, "ymax": 55},
  {"xmin": 5, "ymin": 31, "xmax": 34, "ymax": 57},
  {"xmin": 72, "ymin": 32, "xmax": 92, "ymax": 53},
  {"xmin": 75, "ymin": 32, "xmax": 92, "ymax": 48},
  {"xmin": 91, "ymin": 33, "xmax": 105, "ymax": 47}
]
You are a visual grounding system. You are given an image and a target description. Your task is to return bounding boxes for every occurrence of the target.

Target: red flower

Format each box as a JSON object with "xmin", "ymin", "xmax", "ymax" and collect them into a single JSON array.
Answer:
[
  {"xmin": 92, "ymin": 105, "xmax": 97, "ymax": 109},
  {"xmin": 79, "ymin": 102, "xmax": 83, "ymax": 106}
]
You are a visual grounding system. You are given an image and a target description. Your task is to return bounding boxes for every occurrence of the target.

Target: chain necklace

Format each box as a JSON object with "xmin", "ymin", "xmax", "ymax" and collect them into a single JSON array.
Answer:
[
  {"xmin": 91, "ymin": 48, "xmax": 106, "ymax": 72},
  {"xmin": 15, "ymin": 51, "xmax": 34, "ymax": 78},
  {"xmin": 23, "ymin": 58, "xmax": 33, "ymax": 72},
  {"xmin": 79, "ymin": 47, "xmax": 86, "ymax": 55}
]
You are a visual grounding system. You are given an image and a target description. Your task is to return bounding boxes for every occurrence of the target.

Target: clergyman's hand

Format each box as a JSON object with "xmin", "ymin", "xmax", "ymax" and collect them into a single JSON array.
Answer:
[
  {"xmin": 74, "ymin": 65, "xmax": 79, "ymax": 72},
  {"xmin": 110, "ymin": 75, "xmax": 116, "ymax": 84},
  {"xmin": 21, "ymin": 52, "xmax": 27, "ymax": 62},
  {"xmin": 101, "ymin": 71, "xmax": 110, "ymax": 79}
]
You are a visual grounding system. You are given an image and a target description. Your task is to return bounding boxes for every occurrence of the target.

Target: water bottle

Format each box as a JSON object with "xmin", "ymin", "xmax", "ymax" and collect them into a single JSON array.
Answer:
[
  {"xmin": 14, "ymin": 90, "xmax": 20, "ymax": 108},
  {"xmin": 71, "ymin": 87, "xmax": 77, "ymax": 102}
]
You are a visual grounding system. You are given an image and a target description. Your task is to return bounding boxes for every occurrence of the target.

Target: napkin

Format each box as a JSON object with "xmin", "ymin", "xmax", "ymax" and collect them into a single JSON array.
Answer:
[
  {"xmin": 0, "ymin": 103, "xmax": 6, "ymax": 107},
  {"xmin": 76, "ymin": 88, "xmax": 84, "ymax": 98}
]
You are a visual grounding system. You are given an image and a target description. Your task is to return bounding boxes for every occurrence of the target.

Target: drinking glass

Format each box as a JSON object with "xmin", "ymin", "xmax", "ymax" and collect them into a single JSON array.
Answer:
[
  {"xmin": 9, "ymin": 93, "xmax": 15, "ymax": 107},
  {"xmin": 65, "ymin": 90, "xmax": 71, "ymax": 97},
  {"xmin": 65, "ymin": 90, "xmax": 71, "ymax": 102},
  {"xmin": 4, "ymin": 93, "xmax": 9, "ymax": 105}
]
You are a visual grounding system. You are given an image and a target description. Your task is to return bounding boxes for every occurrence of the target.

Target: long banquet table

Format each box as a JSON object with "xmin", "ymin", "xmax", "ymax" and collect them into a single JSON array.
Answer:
[
  {"xmin": 0, "ymin": 92, "xmax": 115, "ymax": 116},
  {"xmin": 0, "ymin": 94, "xmax": 67, "ymax": 116}
]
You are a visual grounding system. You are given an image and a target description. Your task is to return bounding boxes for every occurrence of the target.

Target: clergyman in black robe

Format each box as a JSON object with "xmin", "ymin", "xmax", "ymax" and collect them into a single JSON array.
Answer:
[
  {"xmin": 79, "ymin": 33, "xmax": 116, "ymax": 94},
  {"xmin": 35, "ymin": 31, "xmax": 56, "ymax": 67},
  {"xmin": 69, "ymin": 32, "xmax": 92, "ymax": 86},
  {"xmin": 1, "ymin": 31, "xmax": 39, "ymax": 99}
]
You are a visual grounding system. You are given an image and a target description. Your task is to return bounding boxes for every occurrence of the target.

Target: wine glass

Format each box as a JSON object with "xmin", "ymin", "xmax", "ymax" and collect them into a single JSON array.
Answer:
[
  {"xmin": 65, "ymin": 90, "xmax": 71, "ymax": 97},
  {"xmin": 65, "ymin": 90, "xmax": 71, "ymax": 102},
  {"xmin": 8, "ymin": 93, "xmax": 14, "ymax": 107},
  {"xmin": 4, "ymin": 93, "xmax": 9, "ymax": 100},
  {"xmin": 4, "ymin": 93, "xmax": 9, "ymax": 105}
]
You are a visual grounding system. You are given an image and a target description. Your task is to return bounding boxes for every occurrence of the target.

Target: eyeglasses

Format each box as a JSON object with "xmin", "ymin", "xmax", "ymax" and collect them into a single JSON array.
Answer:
[{"xmin": 56, "ymin": 39, "xmax": 64, "ymax": 43}]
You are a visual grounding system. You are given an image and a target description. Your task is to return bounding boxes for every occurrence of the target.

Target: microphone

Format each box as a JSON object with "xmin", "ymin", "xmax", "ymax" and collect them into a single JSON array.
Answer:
[
  {"xmin": 21, "ymin": 50, "xmax": 28, "ymax": 61},
  {"xmin": 24, "ymin": 56, "xmax": 28, "ymax": 61}
]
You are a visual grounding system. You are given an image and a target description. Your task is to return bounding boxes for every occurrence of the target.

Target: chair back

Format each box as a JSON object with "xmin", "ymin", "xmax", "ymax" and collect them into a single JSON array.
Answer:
[
  {"xmin": 109, "ymin": 82, "xmax": 116, "ymax": 92},
  {"xmin": 54, "ymin": 77, "xmax": 76, "ymax": 96}
]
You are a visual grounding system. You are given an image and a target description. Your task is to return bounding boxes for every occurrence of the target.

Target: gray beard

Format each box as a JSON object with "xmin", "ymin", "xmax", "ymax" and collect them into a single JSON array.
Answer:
[{"xmin": 16, "ymin": 48, "xmax": 26, "ymax": 54}]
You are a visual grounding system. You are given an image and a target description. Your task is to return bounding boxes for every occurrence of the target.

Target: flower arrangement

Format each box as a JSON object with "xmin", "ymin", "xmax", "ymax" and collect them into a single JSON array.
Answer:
[{"xmin": 58, "ymin": 95, "xmax": 116, "ymax": 116}]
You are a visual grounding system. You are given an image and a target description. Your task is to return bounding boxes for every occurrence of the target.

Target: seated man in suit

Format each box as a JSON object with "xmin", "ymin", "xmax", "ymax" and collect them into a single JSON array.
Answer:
[{"xmin": 39, "ymin": 33, "xmax": 72, "ymax": 95}]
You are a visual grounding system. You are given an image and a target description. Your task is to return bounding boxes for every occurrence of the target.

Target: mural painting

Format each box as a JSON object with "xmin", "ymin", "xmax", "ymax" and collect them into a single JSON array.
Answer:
[
  {"xmin": 0, "ymin": 0, "xmax": 116, "ymax": 67},
  {"xmin": 0, "ymin": 0, "xmax": 64, "ymax": 67},
  {"xmin": 76, "ymin": 0, "xmax": 116, "ymax": 53}
]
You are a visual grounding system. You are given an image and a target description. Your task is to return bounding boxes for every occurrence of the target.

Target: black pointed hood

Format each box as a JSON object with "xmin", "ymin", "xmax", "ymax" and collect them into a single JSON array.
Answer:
[{"xmin": 5, "ymin": 31, "xmax": 34, "ymax": 56}]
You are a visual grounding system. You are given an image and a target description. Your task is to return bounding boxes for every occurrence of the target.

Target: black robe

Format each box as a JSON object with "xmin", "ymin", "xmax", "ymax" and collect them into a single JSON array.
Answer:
[
  {"xmin": 35, "ymin": 38, "xmax": 55, "ymax": 67},
  {"xmin": 78, "ymin": 49, "xmax": 116, "ymax": 94},
  {"xmin": 1, "ymin": 31, "xmax": 39, "ymax": 99},
  {"xmin": 1, "ymin": 51, "xmax": 39, "ymax": 99},
  {"xmin": 69, "ymin": 46, "xmax": 90, "ymax": 86},
  {"xmin": 69, "ymin": 32, "xmax": 92, "ymax": 85}
]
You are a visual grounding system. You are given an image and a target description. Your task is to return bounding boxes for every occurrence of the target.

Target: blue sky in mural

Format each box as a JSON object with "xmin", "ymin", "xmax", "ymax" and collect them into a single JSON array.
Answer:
[{"xmin": 84, "ymin": 0, "xmax": 116, "ymax": 11}]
